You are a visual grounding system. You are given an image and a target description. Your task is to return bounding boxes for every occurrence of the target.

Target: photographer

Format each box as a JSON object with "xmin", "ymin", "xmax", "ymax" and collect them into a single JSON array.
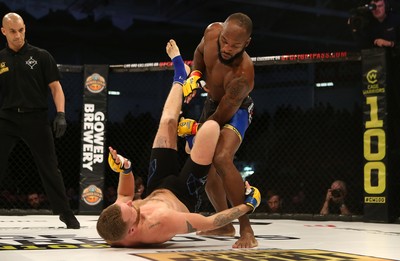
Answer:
[
  {"xmin": 348, "ymin": 0, "xmax": 400, "ymax": 50},
  {"xmin": 320, "ymin": 180, "xmax": 351, "ymax": 216}
]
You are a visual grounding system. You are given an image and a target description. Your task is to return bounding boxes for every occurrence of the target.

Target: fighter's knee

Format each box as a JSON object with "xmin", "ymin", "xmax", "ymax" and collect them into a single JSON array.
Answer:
[
  {"xmin": 213, "ymin": 150, "xmax": 232, "ymax": 168},
  {"xmin": 201, "ymin": 120, "xmax": 220, "ymax": 133},
  {"xmin": 204, "ymin": 119, "xmax": 219, "ymax": 128}
]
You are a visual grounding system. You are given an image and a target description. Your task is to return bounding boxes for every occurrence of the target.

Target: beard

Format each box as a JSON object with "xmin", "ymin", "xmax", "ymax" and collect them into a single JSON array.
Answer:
[{"xmin": 217, "ymin": 38, "xmax": 246, "ymax": 65}]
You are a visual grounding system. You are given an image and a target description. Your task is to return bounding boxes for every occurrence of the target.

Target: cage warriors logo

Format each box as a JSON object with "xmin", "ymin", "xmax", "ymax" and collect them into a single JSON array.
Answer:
[
  {"xmin": 366, "ymin": 69, "xmax": 378, "ymax": 84},
  {"xmin": 363, "ymin": 69, "xmax": 384, "ymax": 95}
]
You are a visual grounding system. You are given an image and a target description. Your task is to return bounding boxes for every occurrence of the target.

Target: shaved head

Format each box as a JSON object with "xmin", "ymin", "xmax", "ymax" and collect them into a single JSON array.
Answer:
[
  {"xmin": 2, "ymin": 12, "xmax": 24, "ymax": 27},
  {"xmin": 1, "ymin": 12, "xmax": 26, "ymax": 52}
]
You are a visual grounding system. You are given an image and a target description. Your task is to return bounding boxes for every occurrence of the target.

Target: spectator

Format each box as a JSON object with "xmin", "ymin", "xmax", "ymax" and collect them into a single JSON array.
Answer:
[
  {"xmin": 27, "ymin": 192, "xmax": 50, "ymax": 209},
  {"xmin": 265, "ymin": 190, "xmax": 282, "ymax": 214},
  {"xmin": 320, "ymin": 180, "xmax": 351, "ymax": 216}
]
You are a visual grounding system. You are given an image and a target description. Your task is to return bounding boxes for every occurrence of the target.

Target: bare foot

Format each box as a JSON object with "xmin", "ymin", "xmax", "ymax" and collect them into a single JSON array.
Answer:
[
  {"xmin": 166, "ymin": 39, "xmax": 180, "ymax": 59},
  {"xmin": 196, "ymin": 223, "xmax": 236, "ymax": 237},
  {"xmin": 166, "ymin": 39, "xmax": 190, "ymax": 75},
  {"xmin": 232, "ymin": 231, "xmax": 258, "ymax": 248}
]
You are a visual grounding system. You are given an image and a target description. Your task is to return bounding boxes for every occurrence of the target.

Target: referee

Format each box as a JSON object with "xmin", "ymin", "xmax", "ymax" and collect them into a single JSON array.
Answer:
[{"xmin": 0, "ymin": 12, "xmax": 79, "ymax": 229}]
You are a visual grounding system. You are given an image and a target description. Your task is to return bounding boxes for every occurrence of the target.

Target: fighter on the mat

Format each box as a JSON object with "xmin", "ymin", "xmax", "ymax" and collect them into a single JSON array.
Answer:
[{"xmin": 96, "ymin": 39, "xmax": 261, "ymax": 247}]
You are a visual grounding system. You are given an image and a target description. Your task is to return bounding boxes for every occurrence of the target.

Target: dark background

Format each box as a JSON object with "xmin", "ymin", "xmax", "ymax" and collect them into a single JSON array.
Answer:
[{"xmin": 1, "ymin": 0, "xmax": 393, "ymax": 65}]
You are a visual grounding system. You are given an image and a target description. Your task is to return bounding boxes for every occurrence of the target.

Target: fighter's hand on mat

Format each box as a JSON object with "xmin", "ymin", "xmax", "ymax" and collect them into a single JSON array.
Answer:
[
  {"xmin": 177, "ymin": 117, "xmax": 199, "ymax": 137},
  {"xmin": 108, "ymin": 146, "xmax": 132, "ymax": 174},
  {"xmin": 244, "ymin": 181, "xmax": 261, "ymax": 213},
  {"xmin": 183, "ymin": 70, "xmax": 203, "ymax": 103}
]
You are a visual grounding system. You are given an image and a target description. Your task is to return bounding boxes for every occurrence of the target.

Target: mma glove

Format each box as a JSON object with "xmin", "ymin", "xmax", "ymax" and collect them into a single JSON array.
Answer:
[
  {"xmin": 108, "ymin": 153, "xmax": 132, "ymax": 175},
  {"xmin": 53, "ymin": 112, "xmax": 67, "ymax": 138},
  {"xmin": 244, "ymin": 185, "xmax": 261, "ymax": 213},
  {"xmin": 177, "ymin": 117, "xmax": 199, "ymax": 137},
  {"xmin": 182, "ymin": 70, "xmax": 203, "ymax": 97}
]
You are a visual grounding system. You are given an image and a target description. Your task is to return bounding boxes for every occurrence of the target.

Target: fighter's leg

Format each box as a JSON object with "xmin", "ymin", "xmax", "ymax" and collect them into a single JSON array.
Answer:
[
  {"xmin": 197, "ymin": 164, "xmax": 236, "ymax": 237},
  {"xmin": 213, "ymin": 129, "xmax": 257, "ymax": 248},
  {"xmin": 152, "ymin": 39, "xmax": 189, "ymax": 150},
  {"xmin": 169, "ymin": 120, "xmax": 220, "ymax": 212},
  {"xmin": 189, "ymin": 120, "xmax": 220, "ymax": 165},
  {"xmin": 205, "ymin": 165, "xmax": 228, "ymax": 213}
]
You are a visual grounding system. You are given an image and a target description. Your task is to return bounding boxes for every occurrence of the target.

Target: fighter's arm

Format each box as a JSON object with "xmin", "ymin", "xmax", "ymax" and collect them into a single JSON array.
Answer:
[
  {"xmin": 170, "ymin": 204, "xmax": 252, "ymax": 234},
  {"xmin": 184, "ymin": 23, "xmax": 218, "ymax": 104},
  {"xmin": 208, "ymin": 74, "xmax": 254, "ymax": 126},
  {"xmin": 178, "ymin": 73, "xmax": 254, "ymax": 137},
  {"xmin": 166, "ymin": 182, "xmax": 260, "ymax": 234},
  {"xmin": 108, "ymin": 146, "xmax": 135, "ymax": 203}
]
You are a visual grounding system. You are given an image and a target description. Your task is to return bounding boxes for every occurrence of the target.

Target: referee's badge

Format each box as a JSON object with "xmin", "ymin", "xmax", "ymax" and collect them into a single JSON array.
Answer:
[
  {"xmin": 25, "ymin": 56, "xmax": 37, "ymax": 69},
  {"xmin": 0, "ymin": 62, "xmax": 9, "ymax": 74}
]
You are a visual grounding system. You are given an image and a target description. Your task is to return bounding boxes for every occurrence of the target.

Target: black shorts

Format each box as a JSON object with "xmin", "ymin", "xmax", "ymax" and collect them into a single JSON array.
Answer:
[
  {"xmin": 145, "ymin": 148, "xmax": 210, "ymax": 212},
  {"xmin": 199, "ymin": 95, "xmax": 254, "ymax": 123}
]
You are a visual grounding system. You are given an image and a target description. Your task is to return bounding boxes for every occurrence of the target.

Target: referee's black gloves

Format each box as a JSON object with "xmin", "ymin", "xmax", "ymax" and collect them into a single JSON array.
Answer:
[{"xmin": 53, "ymin": 112, "xmax": 67, "ymax": 138}]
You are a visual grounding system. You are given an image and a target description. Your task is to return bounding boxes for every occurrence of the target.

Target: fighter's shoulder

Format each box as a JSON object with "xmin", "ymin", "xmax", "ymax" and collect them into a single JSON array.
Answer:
[
  {"xmin": 205, "ymin": 22, "xmax": 223, "ymax": 35},
  {"xmin": 244, "ymin": 52, "xmax": 254, "ymax": 66},
  {"xmin": 234, "ymin": 53, "xmax": 254, "ymax": 75}
]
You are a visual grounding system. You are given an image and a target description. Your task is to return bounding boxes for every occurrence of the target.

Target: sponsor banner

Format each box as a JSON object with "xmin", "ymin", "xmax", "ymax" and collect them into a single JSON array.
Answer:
[
  {"xmin": 110, "ymin": 51, "xmax": 360, "ymax": 72},
  {"xmin": 361, "ymin": 48, "xmax": 390, "ymax": 222},
  {"xmin": 79, "ymin": 65, "xmax": 108, "ymax": 214}
]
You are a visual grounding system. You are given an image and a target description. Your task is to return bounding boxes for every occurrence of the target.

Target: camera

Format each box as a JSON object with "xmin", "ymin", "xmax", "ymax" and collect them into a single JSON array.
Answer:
[
  {"xmin": 348, "ymin": 3, "xmax": 376, "ymax": 32},
  {"xmin": 331, "ymin": 189, "xmax": 342, "ymax": 198}
]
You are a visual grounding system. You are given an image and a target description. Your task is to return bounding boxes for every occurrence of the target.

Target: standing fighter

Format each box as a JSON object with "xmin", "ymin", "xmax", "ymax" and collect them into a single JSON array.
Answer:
[
  {"xmin": 0, "ymin": 12, "xmax": 79, "ymax": 228},
  {"xmin": 177, "ymin": 12, "xmax": 256, "ymax": 248}
]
